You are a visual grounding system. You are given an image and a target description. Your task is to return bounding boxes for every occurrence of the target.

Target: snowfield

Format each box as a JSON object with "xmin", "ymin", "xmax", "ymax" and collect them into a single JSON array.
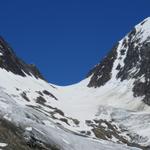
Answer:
[
  {"xmin": 0, "ymin": 67, "xmax": 146, "ymax": 149},
  {"xmin": 0, "ymin": 70, "xmax": 140, "ymax": 150}
]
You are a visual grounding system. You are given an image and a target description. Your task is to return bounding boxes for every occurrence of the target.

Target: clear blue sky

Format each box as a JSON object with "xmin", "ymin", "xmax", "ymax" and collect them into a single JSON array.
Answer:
[{"xmin": 0, "ymin": 0, "xmax": 150, "ymax": 85}]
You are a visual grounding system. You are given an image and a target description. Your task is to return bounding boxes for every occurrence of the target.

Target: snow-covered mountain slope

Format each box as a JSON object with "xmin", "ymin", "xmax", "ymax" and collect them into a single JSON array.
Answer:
[
  {"xmin": 87, "ymin": 17, "xmax": 150, "ymax": 105},
  {"xmin": 1, "ymin": 18, "xmax": 150, "ymax": 150}
]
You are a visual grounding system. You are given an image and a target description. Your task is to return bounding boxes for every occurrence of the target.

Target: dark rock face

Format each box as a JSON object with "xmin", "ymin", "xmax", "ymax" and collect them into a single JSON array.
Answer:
[
  {"xmin": 116, "ymin": 30, "xmax": 150, "ymax": 105},
  {"xmin": 87, "ymin": 19, "xmax": 150, "ymax": 106},
  {"xmin": 0, "ymin": 37, "xmax": 44, "ymax": 80},
  {"xmin": 87, "ymin": 44, "xmax": 118, "ymax": 87},
  {"xmin": 86, "ymin": 119, "xmax": 149, "ymax": 150},
  {"xmin": 0, "ymin": 118, "xmax": 60, "ymax": 150},
  {"xmin": 21, "ymin": 92, "xmax": 30, "ymax": 102},
  {"xmin": 43, "ymin": 90, "xmax": 58, "ymax": 100},
  {"xmin": 36, "ymin": 96, "xmax": 46, "ymax": 105}
]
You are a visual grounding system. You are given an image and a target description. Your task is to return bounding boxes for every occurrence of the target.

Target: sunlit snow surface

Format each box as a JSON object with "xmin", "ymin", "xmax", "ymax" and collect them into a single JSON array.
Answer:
[
  {"xmin": 0, "ymin": 67, "xmax": 145, "ymax": 149},
  {"xmin": 0, "ymin": 68, "xmax": 141, "ymax": 150}
]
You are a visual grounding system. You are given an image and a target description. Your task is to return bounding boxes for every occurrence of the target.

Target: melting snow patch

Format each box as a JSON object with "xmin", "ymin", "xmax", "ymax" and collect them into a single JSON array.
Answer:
[
  {"xmin": 25, "ymin": 127, "xmax": 32, "ymax": 131},
  {"xmin": 111, "ymin": 136, "xmax": 118, "ymax": 143},
  {"xmin": 101, "ymin": 123, "xmax": 108, "ymax": 128},
  {"xmin": 3, "ymin": 114, "xmax": 11, "ymax": 121},
  {"xmin": 43, "ymin": 120, "xmax": 56, "ymax": 128},
  {"xmin": 62, "ymin": 138, "xmax": 70, "ymax": 144},
  {"xmin": 0, "ymin": 143, "xmax": 7, "ymax": 147}
]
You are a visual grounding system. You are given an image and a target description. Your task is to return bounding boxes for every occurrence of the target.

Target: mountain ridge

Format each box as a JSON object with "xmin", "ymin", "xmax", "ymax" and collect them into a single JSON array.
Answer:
[
  {"xmin": 0, "ymin": 18, "xmax": 150, "ymax": 150},
  {"xmin": 0, "ymin": 36, "xmax": 45, "ymax": 80}
]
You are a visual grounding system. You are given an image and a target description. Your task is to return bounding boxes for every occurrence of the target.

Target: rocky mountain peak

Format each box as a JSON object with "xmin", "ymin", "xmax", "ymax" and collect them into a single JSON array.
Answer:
[
  {"xmin": 87, "ymin": 17, "xmax": 150, "ymax": 105},
  {"xmin": 0, "ymin": 36, "xmax": 44, "ymax": 80}
]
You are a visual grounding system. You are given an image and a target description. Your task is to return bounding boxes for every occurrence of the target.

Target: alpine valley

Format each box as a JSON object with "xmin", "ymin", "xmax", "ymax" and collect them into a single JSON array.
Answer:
[{"xmin": 1, "ymin": 18, "xmax": 150, "ymax": 150}]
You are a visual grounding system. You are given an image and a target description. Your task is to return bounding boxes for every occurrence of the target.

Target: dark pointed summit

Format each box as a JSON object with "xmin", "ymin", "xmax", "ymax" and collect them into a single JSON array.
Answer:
[
  {"xmin": 87, "ymin": 17, "xmax": 150, "ymax": 105},
  {"xmin": 0, "ymin": 36, "xmax": 44, "ymax": 80}
]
